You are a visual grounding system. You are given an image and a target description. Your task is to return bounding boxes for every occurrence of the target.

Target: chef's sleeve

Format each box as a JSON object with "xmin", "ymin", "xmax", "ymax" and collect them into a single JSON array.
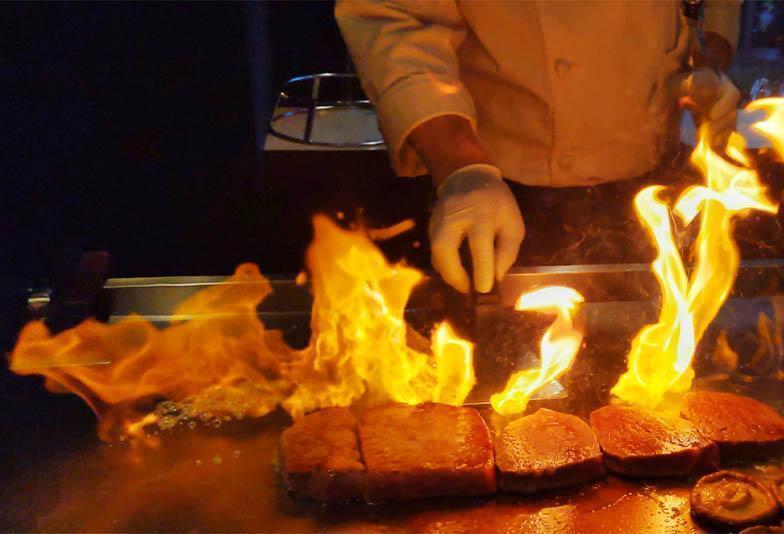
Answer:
[
  {"xmin": 335, "ymin": 0, "xmax": 476, "ymax": 175},
  {"xmin": 703, "ymin": 0, "xmax": 742, "ymax": 50}
]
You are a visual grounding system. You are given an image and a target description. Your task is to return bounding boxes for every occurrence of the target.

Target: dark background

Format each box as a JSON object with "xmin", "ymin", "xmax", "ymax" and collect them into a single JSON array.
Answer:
[
  {"xmin": 3, "ymin": 2, "xmax": 355, "ymax": 283},
  {"xmin": 1, "ymin": 4, "xmax": 784, "ymax": 517},
  {"xmin": 4, "ymin": 1, "xmax": 784, "ymax": 286}
]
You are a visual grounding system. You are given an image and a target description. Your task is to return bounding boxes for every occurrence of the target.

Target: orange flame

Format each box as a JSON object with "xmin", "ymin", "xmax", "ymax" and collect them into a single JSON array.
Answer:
[
  {"xmin": 282, "ymin": 215, "xmax": 475, "ymax": 417},
  {"xmin": 432, "ymin": 322, "xmax": 476, "ymax": 406},
  {"xmin": 749, "ymin": 301, "xmax": 784, "ymax": 378},
  {"xmin": 10, "ymin": 217, "xmax": 475, "ymax": 439},
  {"xmin": 612, "ymin": 100, "xmax": 781, "ymax": 410},
  {"xmin": 10, "ymin": 264, "xmax": 293, "ymax": 441},
  {"xmin": 747, "ymin": 97, "xmax": 784, "ymax": 158},
  {"xmin": 490, "ymin": 286, "xmax": 584, "ymax": 415}
]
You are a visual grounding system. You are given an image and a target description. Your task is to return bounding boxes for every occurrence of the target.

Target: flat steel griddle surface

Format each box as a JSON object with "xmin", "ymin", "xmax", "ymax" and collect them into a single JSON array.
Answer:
[
  {"xmin": 4, "ymin": 265, "xmax": 784, "ymax": 531},
  {"xmin": 3, "ymin": 403, "xmax": 783, "ymax": 532}
]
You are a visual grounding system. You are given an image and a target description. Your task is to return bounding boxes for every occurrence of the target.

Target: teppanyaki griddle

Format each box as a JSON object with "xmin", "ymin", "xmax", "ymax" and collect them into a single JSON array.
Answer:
[{"xmin": 4, "ymin": 260, "xmax": 784, "ymax": 531}]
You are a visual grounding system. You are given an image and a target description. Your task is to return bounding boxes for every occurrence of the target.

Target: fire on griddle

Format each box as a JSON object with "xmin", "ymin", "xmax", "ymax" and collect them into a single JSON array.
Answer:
[{"xmin": 7, "ymin": 100, "xmax": 784, "ymax": 528}]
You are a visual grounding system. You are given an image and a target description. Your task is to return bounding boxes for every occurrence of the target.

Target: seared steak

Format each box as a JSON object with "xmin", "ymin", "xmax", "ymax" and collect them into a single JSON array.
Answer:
[
  {"xmin": 691, "ymin": 470, "xmax": 780, "ymax": 530},
  {"xmin": 358, "ymin": 403, "xmax": 496, "ymax": 502},
  {"xmin": 279, "ymin": 407, "xmax": 364, "ymax": 501},
  {"xmin": 681, "ymin": 391, "xmax": 784, "ymax": 462},
  {"xmin": 495, "ymin": 408, "xmax": 605, "ymax": 493},
  {"xmin": 590, "ymin": 405, "xmax": 719, "ymax": 477}
]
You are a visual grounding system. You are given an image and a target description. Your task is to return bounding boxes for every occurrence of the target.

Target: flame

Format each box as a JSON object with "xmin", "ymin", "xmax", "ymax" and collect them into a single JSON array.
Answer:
[
  {"xmin": 432, "ymin": 322, "xmax": 476, "ymax": 406},
  {"xmin": 10, "ymin": 217, "xmax": 475, "ymax": 439},
  {"xmin": 10, "ymin": 99, "xmax": 784, "ymax": 436},
  {"xmin": 490, "ymin": 286, "xmax": 584, "ymax": 416},
  {"xmin": 10, "ymin": 264, "xmax": 294, "ymax": 441},
  {"xmin": 749, "ymin": 303, "xmax": 784, "ymax": 378},
  {"xmin": 612, "ymin": 100, "xmax": 781, "ymax": 410},
  {"xmin": 282, "ymin": 215, "xmax": 475, "ymax": 417},
  {"xmin": 711, "ymin": 330, "xmax": 739, "ymax": 374},
  {"xmin": 747, "ymin": 97, "xmax": 784, "ymax": 157}
]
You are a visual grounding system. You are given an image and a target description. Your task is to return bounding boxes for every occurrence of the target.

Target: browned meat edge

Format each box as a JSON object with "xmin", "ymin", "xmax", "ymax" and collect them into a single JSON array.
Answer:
[
  {"xmin": 590, "ymin": 405, "xmax": 720, "ymax": 478},
  {"xmin": 681, "ymin": 392, "xmax": 784, "ymax": 463},
  {"xmin": 600, "ymin": 444, "xmax": 719, "ymax": 478},
  {"xmin": 499, "ymin": 455, "xmax": 606, "ymax": 493}
]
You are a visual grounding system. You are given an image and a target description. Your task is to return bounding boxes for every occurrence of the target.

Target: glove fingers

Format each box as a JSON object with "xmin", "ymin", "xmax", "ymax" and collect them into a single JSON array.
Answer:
[
  {"xmin": 468, "ymin": 223, "xmax": 495, "ymax": 293},
  {"xmin": 431, "ymin": 223, "xmax": 470, "ymax": 294},
  {"xmin": 495, "ymin": 216, "xmax": 525, "ymax": 282}
]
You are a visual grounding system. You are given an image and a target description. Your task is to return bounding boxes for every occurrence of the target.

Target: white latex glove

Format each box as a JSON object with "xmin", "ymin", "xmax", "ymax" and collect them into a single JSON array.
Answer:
[
  {"xmin": 429, "ymin": 164, "xmax": 525, "ymax": 294},
  {"xmin": 703, "ymin": 73, "xmax": 740, "ymax": 147}
]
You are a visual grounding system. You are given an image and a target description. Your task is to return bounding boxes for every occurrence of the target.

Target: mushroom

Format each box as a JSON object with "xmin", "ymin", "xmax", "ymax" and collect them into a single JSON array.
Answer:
[{"xmin": 691, "ymin": 470, "xmax": 780, "ymax": 530}]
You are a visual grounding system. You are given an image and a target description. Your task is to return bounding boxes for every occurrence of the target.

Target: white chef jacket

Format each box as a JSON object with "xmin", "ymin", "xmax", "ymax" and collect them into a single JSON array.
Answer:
[{"xmin": 336, "ymin": 1, "xmax": 741, "ymax": 187}]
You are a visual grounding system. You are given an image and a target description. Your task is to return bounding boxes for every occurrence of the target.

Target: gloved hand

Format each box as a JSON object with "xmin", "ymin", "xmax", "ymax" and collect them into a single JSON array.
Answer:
[
  {"xmin": 702, "ymin": 72, "xmax": 740, "ymax": 148},
  {"xmin": 429, "ymin": 164, "xmax": 525, "ymax": 294}
]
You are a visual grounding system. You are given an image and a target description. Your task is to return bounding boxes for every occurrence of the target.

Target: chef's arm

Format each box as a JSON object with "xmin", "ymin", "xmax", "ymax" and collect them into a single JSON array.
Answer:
[
  {"xmin": 335, "ymin": 1, "xmax": 524, "ymax": 293},
  {"xmin": 334, "ymin": 0, "xmax": 478, "ymax": 180},
  {"xmin": 407, "ymin": 115, "xmax": 491, "ymax": 188}
]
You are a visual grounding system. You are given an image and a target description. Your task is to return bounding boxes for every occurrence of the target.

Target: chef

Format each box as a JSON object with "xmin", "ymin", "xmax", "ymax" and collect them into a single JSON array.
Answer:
[{"xmin": 335, "ymin": 1, "xmax": 741, "ymax": 293}]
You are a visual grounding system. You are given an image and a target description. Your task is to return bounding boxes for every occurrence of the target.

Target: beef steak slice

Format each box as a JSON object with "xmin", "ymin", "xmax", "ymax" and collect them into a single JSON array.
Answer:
[
  {"xmin": 590, "ymin": 404, "xmax": 719, "ymax": 477},
  {"xmin": 681, "ymin": 391, "xmax": 784, "ymax": 462},
  {"xmin": 279, "ymin": 407, "xmax": 364, "ymax": 501},
  {"xmin": 358, "ymin": 402, "xmax": 496, "ymax": 502},
  {"xmin": 496, "ymin": 408, "xmax": 605, "ymax": 493}
]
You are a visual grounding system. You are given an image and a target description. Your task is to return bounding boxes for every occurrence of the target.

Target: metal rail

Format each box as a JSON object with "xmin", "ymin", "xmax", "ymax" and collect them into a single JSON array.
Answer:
[{"xmin": 268, "ymin": 72, "xmax": 385, "ymax": 148}]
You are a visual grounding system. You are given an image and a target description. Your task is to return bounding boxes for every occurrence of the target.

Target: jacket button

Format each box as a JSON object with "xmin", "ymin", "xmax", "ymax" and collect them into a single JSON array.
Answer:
[
  {"xmin": 558, "ymin": 155, "xmax": 574, "ymax": 170},
  {"xmin": 555, "ymin": 58, "xmax": 572, "ymax": 79}
]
